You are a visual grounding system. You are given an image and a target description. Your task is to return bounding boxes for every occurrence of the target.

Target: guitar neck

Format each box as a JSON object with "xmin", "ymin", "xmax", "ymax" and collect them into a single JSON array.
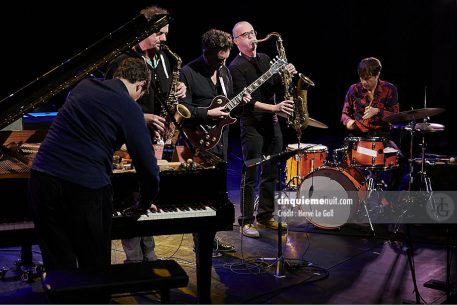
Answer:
[{"xmin": 225, "ymin": 68, "xmax": 276, "ymax": 112}]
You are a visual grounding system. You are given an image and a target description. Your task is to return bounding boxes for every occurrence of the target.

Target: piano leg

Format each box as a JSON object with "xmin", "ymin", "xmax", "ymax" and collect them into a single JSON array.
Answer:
[
  {"xmin": 21, "ymin": 244, "xmax": 33, "ymax": 266},
  {"xmin": 194, "ymin": 231, "xmax": 216, "ymax": 304}
]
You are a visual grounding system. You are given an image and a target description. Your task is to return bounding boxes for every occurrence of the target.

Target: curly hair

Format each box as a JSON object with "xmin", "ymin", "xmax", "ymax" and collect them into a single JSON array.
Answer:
[
  {"xmin": 358, "ymin": 57, "xmax": 382, "ymax": 79},
  {"xmin": 140, "ymin": 5, "xmax": 169, "ymax": 21},
  {"xmin": 113, "ymin": 58, "xmax": 151, "ymax": 89},
  {"xmin": 201, "ymin": 29, "xmax": 233, "ymax": 53}
]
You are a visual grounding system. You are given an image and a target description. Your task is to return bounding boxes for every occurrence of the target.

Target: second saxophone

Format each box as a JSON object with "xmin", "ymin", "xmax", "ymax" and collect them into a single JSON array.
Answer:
[{"xmin": 159, "ymin": 44, "xmax": 191, "ymax": 144}]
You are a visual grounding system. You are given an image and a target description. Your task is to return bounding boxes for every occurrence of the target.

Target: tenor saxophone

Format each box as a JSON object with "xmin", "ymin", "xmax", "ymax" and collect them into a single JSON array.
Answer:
[
  {"xmin": 160, "ymin": 44, "xmax": 191, "ymax": 144},
  {"xmin": 255, "ymin": 33, "xmax": 315, "ymax": 137}
]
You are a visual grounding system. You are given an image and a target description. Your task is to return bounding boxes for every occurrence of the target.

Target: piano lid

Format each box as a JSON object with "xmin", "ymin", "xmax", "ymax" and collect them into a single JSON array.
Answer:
[{"xmin": 0, "ymin": 13, "xmax": 170, "ymax": 131}]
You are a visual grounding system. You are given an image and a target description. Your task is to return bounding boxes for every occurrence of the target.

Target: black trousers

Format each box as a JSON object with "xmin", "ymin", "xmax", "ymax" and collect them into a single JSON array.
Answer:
[
  {"xmin": 239, "ymin": 121, "xmax": 283, "ymax": 225},
  {"xmin": 28, "ymin": 170, "xmax": 113, "ymax": 271}
]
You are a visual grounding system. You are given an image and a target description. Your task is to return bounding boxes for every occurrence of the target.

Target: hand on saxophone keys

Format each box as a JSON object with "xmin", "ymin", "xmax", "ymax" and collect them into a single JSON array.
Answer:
[
  {"xmin": 175, "ymin": 81, "xmax": 187, "ymax": 99},
  {"xmin": 275, "ymin": 100, "xmax": 295, "ymax": 118},
  {"xmin": 286, "ymin": 63, "xmax": 297, "ymax": 75}
]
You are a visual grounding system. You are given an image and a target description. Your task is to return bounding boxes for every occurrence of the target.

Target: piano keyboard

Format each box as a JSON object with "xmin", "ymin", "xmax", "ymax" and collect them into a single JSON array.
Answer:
[{"xmin": 113, "ymin": 205, "xmax": 217, "ymax": 221}]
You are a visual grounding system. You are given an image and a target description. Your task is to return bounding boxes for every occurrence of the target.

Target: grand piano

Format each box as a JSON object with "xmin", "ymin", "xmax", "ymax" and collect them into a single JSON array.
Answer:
[{"xmin": 0, "ymin": 13, "xmax": 234, "ymax": 303}]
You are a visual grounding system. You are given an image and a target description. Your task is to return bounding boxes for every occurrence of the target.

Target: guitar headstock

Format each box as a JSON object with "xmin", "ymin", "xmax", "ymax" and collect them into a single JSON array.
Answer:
[{"xmin": 270, "ymin": 56, "xmax": 288, "ymax": 73}]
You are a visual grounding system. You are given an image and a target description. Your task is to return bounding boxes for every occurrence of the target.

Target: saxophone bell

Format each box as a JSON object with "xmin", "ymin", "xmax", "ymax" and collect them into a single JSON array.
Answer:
[
  {"xmin": 298, "ymin": 73, "xmax": 315, "ymax": 87},
  {"xmin": 176, "ymin": 103, "xmax": 191, "ymax": 119}
]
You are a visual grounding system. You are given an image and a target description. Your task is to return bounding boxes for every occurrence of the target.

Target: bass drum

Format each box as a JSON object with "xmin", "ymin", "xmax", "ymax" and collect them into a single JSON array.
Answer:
[{"xmin": 297, "ymin": 166, "xmax": 367, "ymax": 229}]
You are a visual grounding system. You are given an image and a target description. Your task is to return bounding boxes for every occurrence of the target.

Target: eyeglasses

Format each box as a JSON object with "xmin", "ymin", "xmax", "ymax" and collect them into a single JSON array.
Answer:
[{"xmin": 234, "ymin": 30, "xmax": 257, "ymax": 39}]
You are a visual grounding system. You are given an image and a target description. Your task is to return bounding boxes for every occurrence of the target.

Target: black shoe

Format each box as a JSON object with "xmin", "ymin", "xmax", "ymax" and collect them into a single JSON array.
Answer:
[{"xmin": 213, "ymin": 237, "xmax": 235, "ymax": 253}]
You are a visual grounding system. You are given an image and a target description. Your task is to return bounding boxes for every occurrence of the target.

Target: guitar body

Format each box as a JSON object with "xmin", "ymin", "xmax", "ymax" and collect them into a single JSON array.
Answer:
[{"xmin": 183, "ymin": 95, "xmax": 236, "ymax": 151}]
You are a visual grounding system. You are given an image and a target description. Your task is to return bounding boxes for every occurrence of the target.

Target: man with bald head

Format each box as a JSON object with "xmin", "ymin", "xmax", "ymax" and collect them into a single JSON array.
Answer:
[{"xmin": 229, "ymin": 21, "xmax": 296, "ymax": 238}]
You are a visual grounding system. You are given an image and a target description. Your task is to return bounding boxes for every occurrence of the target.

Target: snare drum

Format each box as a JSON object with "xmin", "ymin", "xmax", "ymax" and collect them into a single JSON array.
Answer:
[
  {"xmin": 286, "ymin": 143, "xmax": 328, "ymax": 186},
  {"xmin": 344, "ymin": 137, "xmax": 385, "ymax": 168}
]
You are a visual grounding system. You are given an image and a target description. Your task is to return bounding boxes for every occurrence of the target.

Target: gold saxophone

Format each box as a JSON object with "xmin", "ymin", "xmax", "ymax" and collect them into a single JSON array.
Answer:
[
  {"xmin": 160, "ymin": 44, "xmax": 191, "ymax": 144},
  {"xmin": 255, "ymin": 33, "xmax": 315, "ymax": 138}
]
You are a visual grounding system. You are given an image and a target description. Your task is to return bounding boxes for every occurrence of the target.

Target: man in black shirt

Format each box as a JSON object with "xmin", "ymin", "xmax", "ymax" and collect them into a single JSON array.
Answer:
[
  {"xmin": 230, "ymin": 21, "xmax": 295, "ymax": 238},
  {"xmin": 106, "ymin": 6, "xmax": 186, "ymax": 142},
  {"xmin": 180, "ymin": 28, "xmax": 251, "ymax": 255},
  {"xmin": 29, "ymin": 58, "xmax": 159, "ymax": 301}
]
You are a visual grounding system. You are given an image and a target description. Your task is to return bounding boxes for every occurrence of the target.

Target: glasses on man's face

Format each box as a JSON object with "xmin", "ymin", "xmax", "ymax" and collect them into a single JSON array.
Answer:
[{"xmin": 234, "ymin": 30, "xmax": 257, "ymax": 39}]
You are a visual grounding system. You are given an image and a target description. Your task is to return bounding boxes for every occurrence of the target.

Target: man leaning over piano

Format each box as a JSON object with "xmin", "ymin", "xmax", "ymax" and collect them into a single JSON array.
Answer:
[{"xmin": 27, "ymin": 57, "xmax": 159, "ymax": 301}]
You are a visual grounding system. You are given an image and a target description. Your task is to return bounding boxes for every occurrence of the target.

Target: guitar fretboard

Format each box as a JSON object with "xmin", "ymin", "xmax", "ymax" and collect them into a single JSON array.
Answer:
[{"xmin": 225, "ymin": 59, "xmax": 285, "ymax": 112}]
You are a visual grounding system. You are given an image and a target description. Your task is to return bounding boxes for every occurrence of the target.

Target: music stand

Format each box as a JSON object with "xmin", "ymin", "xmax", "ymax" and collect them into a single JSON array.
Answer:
[{"xmin": 244, "ymin": 146, "xmax": 314, "ymax": 278}]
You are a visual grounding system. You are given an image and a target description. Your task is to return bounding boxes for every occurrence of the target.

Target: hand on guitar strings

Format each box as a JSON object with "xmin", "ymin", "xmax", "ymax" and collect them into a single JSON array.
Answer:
[
  {"xmin": 241, "ymin": 88, "xmax": 252, "ymax": 104},
  {"xmin": 208, "ymin": 106, "xmax": 230, "ymax": 118}
]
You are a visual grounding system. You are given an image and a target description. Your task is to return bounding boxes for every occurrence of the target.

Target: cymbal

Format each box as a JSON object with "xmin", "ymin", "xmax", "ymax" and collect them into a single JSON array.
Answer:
[
  {"xmin": 308, "ymin": 117, "xmax": 328, "ymax": 129},
  {"xmin": 383, "ymin": 108, "xmax": 445, "ymax": 123},
  {"xmin": 404, "ymin": 122, "xmax": 445, "ymax": 133}
]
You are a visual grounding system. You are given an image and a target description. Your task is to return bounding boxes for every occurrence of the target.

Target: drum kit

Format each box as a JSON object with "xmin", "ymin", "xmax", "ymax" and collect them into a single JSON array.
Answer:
[{"xmin": 283, "ymin": 107, "xmax": 446, "ymax": 230}]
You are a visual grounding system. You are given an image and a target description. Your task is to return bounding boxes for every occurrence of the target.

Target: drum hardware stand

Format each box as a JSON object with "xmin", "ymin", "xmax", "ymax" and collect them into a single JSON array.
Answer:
[
  {"xmin": 360, "ymin": 197, "xmax": 376, "ymax": 234},
  {"xmin": 417, "ymin": 119, "xmax": 433, "ymax": 193},
  {"xmin": 397, "ymin": 117, "xmax": 428, "ymax": 305},
  {"xmin": 390, "ymin": 120, "xmax": 417, "ymax": 234},
  {"xmin": 402, "ymin": 224, "xmax": 422, "ymax": 304},
  {"xmin": 404, "ymin": 112, "xmax": 433, "ymax": 193},
  {"xmin": 365, "ymin": 170, "xmax": 384, "ymax": 231},
  {"xmin": 395, "ymin": 117, "xmax": 434, "ymax": 227},
  {"xmin": 358, "ymin": 168, "xmax": 388, "ymax": 236}
]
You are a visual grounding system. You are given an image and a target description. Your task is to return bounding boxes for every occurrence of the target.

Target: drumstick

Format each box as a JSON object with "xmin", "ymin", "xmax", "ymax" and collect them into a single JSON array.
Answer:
[{"xmin": 355, "ymin": 91, "xmax": 375, "ymax": 131}]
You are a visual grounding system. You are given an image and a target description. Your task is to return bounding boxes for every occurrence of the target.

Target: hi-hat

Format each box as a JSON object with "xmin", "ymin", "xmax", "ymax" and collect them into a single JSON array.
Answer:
[
  {"xmin": 308, "ymin": 117, "xmax": 328, "ymax": 129},
  {"xmin": 404, "ymin": 122, "xmax": 445, "ymax": 133},
  {"xmin": 383, "ymin": 108, "xmax": 445, "ymax": 123}
]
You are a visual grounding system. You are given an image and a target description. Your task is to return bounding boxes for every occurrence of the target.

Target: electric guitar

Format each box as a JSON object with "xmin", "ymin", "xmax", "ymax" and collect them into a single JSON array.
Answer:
[{"xmin": 183, "ymin": 57, "xmax": 287, "ymax": 151}]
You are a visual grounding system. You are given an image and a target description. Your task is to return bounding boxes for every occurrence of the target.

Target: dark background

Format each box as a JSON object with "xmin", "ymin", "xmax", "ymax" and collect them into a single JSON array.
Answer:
[{"xmin": 0, "ymin": 0, "xmax": 455, "ymax": 155}]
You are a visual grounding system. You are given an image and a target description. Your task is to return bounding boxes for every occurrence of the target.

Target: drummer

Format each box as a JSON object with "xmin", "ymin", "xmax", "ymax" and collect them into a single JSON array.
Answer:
[
  {"xmin": 341, "ymin": 57, "xmax": 405, "ymax": 192},
  {"xmin": 341, "ymin": 57, "xmax": 399, "ymax": 138}
]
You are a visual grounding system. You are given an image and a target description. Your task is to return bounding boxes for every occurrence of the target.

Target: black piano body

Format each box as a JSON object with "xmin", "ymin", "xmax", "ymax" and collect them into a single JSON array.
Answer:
[{"xmin": 0, "ymin": 12, "xmax": 234, "ymax": 303}]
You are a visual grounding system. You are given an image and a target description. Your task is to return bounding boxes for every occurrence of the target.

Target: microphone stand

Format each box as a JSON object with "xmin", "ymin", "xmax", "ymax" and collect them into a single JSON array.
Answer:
[
  {"xmin": 245, "ymin": 146, "xmax": 315, "ymax": 278},
  {"xmin": 275, "ymin": 157, "xmax": 286, "ymax": 278}
]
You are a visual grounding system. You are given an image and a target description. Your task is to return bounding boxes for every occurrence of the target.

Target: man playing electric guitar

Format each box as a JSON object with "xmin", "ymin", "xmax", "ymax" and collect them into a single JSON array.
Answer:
[
  {"xmin": 180, "ymin": 29, "xmax": 287, "ymax": 153},
  {"xmin": 179, "ymin": 29, "xmax": 247, "ymax": 157}
]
